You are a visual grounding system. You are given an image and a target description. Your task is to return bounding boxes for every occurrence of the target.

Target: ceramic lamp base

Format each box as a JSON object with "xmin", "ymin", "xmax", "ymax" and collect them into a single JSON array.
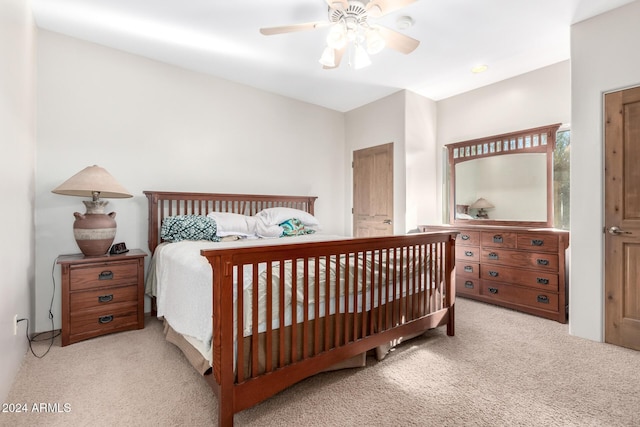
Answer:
[{"xmin": 72, "ymin": 200, "xmax": 117, "ymax": 256}]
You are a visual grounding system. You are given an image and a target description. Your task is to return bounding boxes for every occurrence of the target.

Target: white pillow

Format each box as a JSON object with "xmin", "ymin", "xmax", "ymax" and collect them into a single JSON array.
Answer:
[
  {"xmin": 255, "ymin": 219, "xmax": 283, "ymax": 239},
  {"xmin": 456, "ymin": 213, "xmax": 475, "ymax": 220},
  {"xmin": 206, "ymin": 212, "xmax": 257, "ymax": 237},
  {"xmin": 255, "ymin": 207, "xmax": 320, "ymax": 228}
]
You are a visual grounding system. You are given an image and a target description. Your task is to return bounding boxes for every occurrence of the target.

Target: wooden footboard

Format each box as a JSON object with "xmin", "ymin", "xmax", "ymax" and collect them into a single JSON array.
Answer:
[{"xmin": 202, "ymin": 232, "xmax": 456, "ymax": 427}]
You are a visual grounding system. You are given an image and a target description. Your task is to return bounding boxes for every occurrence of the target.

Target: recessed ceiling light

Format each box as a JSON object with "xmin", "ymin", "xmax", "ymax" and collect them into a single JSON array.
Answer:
[
  {"xmin": 471, "ymin": 64, "xmax": 489, "ymax": 74},
  {"xmin": 396, "ymin": 16, "xmax": 414, "ymax": 30}
]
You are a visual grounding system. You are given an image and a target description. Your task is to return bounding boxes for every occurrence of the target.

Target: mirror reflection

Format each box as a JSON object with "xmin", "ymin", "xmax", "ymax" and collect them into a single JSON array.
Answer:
[{"xmin": 455, "ymin": 153, "xmax": 547, "ymax": 221}]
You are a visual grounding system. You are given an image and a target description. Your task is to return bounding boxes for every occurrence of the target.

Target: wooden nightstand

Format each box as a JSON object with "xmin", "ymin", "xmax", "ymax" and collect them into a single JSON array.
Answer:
[{"xmin": 57, "ymin": 249, "xmax": 147, "ymax": 346}]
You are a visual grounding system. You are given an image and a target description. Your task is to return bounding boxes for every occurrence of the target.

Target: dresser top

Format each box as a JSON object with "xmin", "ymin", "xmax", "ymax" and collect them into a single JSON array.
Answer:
[
  {"xmin": 57, "ymin": 248, "xmax": 147, "ymax": 265},
  {"xmin": 421, "ymin": 224, "xmax": 569, "ymax": 234}
]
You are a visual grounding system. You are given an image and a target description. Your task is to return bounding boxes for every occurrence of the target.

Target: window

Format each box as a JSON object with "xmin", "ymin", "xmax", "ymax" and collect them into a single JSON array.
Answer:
[{"xmin": 554, "ymin": 129, "xmax": 570, "ymax": 230}]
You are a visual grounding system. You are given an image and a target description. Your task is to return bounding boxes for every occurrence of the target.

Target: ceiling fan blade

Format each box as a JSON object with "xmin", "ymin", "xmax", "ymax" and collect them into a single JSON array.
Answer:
[
  {"xmin": 323, "ymin": 46, "xmax": 346, "ymax": 69},
  {"xmin": 376, "ymin": 25, "xmax": 420, "ymax": 54},
  {"xmin": 326, "ymin": 0, "xmax": 349, "ymax": 10},
  {"xmin": 366, "ymin": 0, "xmax": 417, "ymax": 18},
  {"xmin": 260, "ymin": 21, "xmax": 329, "ymax": 35}
]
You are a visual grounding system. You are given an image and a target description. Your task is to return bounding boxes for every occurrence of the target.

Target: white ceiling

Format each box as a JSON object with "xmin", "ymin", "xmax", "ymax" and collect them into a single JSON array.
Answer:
[{"xmin": 30, "ymin": 0, "xmax": 636, "ymax": 112}]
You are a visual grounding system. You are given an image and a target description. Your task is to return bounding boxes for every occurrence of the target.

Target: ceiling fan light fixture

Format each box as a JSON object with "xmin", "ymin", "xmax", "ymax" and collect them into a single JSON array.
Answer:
[
  {"xmin": 326, "ymin": 24, "xmax": 347, "ymax": 49},
  {"xmin": 365, "ymin": 27, "xmax": 385, "ymax": 54},
  {"xmin": 353, "ymin": 44, "xmax": 372, "ymax": 69},
  {"xmin": 319, "ymin": 46, "xmax": 336, "ymax": 67}
]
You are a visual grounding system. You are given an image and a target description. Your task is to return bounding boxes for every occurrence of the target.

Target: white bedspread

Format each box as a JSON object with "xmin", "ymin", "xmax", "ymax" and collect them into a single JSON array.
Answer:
[
  {"xmin": 150, "ymin": 233, "xmax": 436, "ymax": 362},
  {"xmin": 152, "ymin": 234, "xmax": 349, "ymax": 347}
]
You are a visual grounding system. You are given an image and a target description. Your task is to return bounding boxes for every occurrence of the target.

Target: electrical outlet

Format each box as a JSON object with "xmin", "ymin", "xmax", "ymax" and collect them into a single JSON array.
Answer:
[{"xmin": 13, "ymin": 314, "xmax": 18, "ymax": 335}]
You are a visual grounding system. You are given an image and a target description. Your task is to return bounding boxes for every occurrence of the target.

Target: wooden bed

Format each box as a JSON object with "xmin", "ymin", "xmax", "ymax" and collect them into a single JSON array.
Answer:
[{"xmin": 145, "ymin": 190, "xmax": 457, "ymax": 426}]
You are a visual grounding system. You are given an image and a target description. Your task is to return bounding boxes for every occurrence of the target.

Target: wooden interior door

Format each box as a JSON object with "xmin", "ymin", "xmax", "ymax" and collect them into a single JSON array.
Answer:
[
  {"xmin": 604, "ymin": 86, "xmax": 640, "ymax": 351},
  {"xmin": 353, "ymin": 143, "xmax": 393, "ymax": 237}
]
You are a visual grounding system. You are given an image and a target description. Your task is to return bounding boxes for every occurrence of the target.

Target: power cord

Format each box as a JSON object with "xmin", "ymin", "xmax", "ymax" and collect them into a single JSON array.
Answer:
[{"xmin": 16, "ymin": 257, "xmax": 61, "ymax": 358}]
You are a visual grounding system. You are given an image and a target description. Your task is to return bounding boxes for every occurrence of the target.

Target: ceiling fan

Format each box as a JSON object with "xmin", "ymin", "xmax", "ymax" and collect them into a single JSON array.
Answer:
[{"xmin": 259, "ymin": 0, "xmax": 420, "ymax": 69}]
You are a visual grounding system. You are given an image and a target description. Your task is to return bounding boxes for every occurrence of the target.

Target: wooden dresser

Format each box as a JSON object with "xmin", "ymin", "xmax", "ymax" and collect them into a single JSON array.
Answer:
[
  {"xmin": 58, "ymin": 249, "xmax": 147, "ymax": 346},
  {"xmin": 420, "ymin": 225, "xmax": 569, "ymax": 323}
]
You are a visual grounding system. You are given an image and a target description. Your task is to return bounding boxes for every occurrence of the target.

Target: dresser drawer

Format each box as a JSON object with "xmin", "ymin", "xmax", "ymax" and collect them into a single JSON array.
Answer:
[
  {"xmin": 481, "ymin": 248, "xmax": 558, "ymax": 271},
  {"xmin": 480, "ymin": 281, "xmax": 559, "ymax": 312},
  {"xmin": 481, "ymin": 265, "xmax": 559, "ymax": 291},
  {"xmin": 69, "ymin": 301, "xmax": 138, "ymax": 336},
  {"xmin": 481, "ymin": 231, "xmax": 517, "ymax": 249},
  {"xmin": 456, "ymin": 245, "xmax": 480, "ymax": 262},
  {"xmin": 70, "ymin": 285, "xmax": 138, "ymax": 312},
  {"xmin": 69, "ymin": 261, "xmax": 139, "ymax": 291},
  {"xmin": 457, "ymin": 262, "xmax": 479, "ymax": 278},
  {"xmin": 457, "ymin": 230, "xmax": 480, "ymax": 246},
  {"xmin": 456, "ymin": 275, "xmax": 480, "ymax": 296},
  {"xmin": 516, "ymin": 233, "xmax": 559, "ymax": 253}
]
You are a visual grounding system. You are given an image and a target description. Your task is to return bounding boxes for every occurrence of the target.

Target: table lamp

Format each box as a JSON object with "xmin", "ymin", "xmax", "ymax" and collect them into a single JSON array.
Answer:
[
  {"xmin": 470, "ymin": 197, "xmax": 494, "ymax": 219},
  {"xmin": 52, "ymin": 165, "xmax": 132, "ymax": 256}
]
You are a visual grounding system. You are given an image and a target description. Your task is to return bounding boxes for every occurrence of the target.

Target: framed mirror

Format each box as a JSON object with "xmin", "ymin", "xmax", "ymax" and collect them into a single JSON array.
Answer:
[{"xmin": 447, "ymin": 123, "xmax": 561, "ymax": 227}]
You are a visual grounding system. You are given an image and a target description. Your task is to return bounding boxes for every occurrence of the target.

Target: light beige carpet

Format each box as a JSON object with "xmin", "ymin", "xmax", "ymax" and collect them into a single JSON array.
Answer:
[{"xmin": 3, "ymin": 298, "xmax": 639, "ymax": 426}]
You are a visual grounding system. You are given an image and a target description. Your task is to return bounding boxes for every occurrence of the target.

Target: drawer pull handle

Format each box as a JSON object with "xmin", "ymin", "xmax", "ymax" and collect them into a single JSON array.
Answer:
[
  {"xmin": 537, "ymin": 295, "xmax": 549, "ymax": 304},
  {"xmin": 98, "ymin": 315, "xmax": 114, "ymax": 324},
  {"xmin": 488, "ymin": 287, "xmax": 498, "ymax": 294},
  {"xmin": 461, "ymin": 234, "xmax": 470, "ymax": 240},
  {"xmin": 536, "ymin": 278, "xmax": 549, "ymax": 285},
  {"xmin": 537, "ymin": 259, "xmax": 549, "ymax": 266},
  {"xmin": 489, "ymin": 271, "xmax": 499, "ymax": 277},
  {"xmin": 98, "ymin": 294, "xmax": 114, "ymax": 303},
  {"xmin": 98, "ymin": 271, "xmax": 114, "ymax": 280},
  {"xmin": 465, "ymin": 251, "xmax": 474, "ymax": 257},
  {"xmin": 493, "ymin": 235, "xmax": 503, "ymax": 243},
  {"xmin": 531, "ymin": 239, "xmax": 544, "ymax": 246},
  {"xmin": 488, "ymin": 252, "xmax": 499, "ymax": 260},
  {"xmin": 464, "ymin": 281, "xmax": 474, "ymax": 289},
  {"xmin": 464, "ymin": 266, "xmax": 474, "ymax": 273}
]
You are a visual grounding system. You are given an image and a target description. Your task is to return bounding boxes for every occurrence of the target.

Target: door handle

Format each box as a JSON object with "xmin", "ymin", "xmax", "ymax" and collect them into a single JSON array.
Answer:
[
  {"xmin": 608, "ymin": 226, "xmax": 631, "ymax": 235},
  {"xmin": 383, "ymin": 219, "xmax": 392, "ymax": 224}
]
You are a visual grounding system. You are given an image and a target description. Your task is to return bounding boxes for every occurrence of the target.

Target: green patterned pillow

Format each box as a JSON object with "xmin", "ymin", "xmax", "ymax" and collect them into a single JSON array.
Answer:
[
  {"xmin": 161, "ymin": 215, "xmax": 220, "ymax": 242},
  {"xmin": 280, "ymin": 218, "xmax": 315, "ymax": 237}
]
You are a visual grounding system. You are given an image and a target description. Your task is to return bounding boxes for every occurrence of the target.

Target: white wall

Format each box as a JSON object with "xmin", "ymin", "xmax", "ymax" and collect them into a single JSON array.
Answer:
[
  {"xmin": 35, "ymin": 31, "xmax": 346, "ymax": 332},
  {"xmin": 405, "ymin": 91, "xmax": 438, "ymax": 229},
  {"xmin": 344, "ymin": 90, "xmax": 438, "ymax": 234},
  {"xmin": 435, "ymin": 61, "xmax": 571, "ymax": 223},
  {"xmin": 0, "ymin": 0, "xmax": 36, "ymax": 401},
  {"xmin": 570, "ymin": 0, "xmax": 640, "ymax": 341},
  {"xmin": 345, "ymin": 91, "xmax": 407, "ymax": 234}
]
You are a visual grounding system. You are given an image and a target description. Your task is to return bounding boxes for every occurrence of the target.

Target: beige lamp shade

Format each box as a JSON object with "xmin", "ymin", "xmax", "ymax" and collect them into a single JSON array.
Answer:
[
  {"xmin": 52, "ymin": 165, "xmax": 132, "ymax": 199},
  {"xmin": 470, "ymin": 198, "xmax": 494, "ymax": 209}
]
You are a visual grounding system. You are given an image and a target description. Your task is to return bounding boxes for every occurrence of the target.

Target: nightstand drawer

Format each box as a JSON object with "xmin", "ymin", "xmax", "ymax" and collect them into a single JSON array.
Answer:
[
  {"xmin": 69, "ymin": 301, "xmax": 138, "ymax": 336},
  {"xmin": 69, "ymin": 261, "xmax": 139, "ymax": 291},
  {"xmin": 70, "ymin": 285, "xmax": 138, "ymax": 311}
]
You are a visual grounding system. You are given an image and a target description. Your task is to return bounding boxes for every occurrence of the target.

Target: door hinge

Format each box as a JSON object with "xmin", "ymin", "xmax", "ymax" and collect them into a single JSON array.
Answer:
[{"xmin": 351, "ymin": 161, "xmax": 354, "ymax": 168}]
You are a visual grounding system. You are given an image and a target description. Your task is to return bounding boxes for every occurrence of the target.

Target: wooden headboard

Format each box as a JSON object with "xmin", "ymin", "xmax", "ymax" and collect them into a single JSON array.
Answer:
[{"xmin": 144, "ymin": 191, "xmax": 317, "ymax": 254}]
